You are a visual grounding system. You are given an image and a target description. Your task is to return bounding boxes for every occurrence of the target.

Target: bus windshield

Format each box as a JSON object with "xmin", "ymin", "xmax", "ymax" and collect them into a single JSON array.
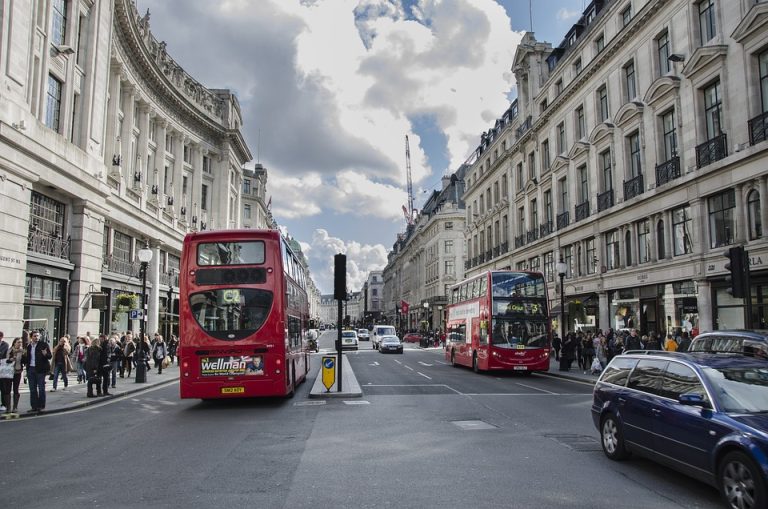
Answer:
[
  {"xmin": 197, "ymin": 241, "xmax": 265, "ymax": 266},
  {"xmin": 491, "ymin": 318, "xmax": 548, "ymax": 348},
  {"xmin": 189, "ymin": 288, "xmax": 273, "ymax": 340},
  {"xmin": 491, "ymin": 272, "xmax": 545, "ymax": 298}
]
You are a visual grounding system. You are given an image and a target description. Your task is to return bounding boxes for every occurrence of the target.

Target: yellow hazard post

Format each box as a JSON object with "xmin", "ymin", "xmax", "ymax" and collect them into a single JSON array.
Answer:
[{"xmin": 321, "ymin": 356, "xmax": 336, "ymax": 392}]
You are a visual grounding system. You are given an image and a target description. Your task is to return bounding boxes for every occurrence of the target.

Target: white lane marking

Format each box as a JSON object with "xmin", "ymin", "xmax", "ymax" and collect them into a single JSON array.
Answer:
[
  {"xmin": 404, "ymin": 365, "xmax": 415, "ymax": 371},
  {"xmin": 369, "ymin": 361, "xmax": 380, "ymax": 366},
  {"xmin": 435, "ymin": 360, "xmax": 448, "ymax": 365},
  {"xmin": 343, "ymin": 400, "xmax": 370, "ymax": 405},
  {"xmin": 516, "ymin": 382, "xmax": 558, "ymax": 395},
  {"xmin": 461, "ymin": 393, "xmax": 589, "ymax": 396},
  {"xmin": 418, "ymin": 361, "xmax": 433, "ymax": 367},
  {"xmin": 365, "ymin": 383, "xmax": 463, "ymax": 395},
  {"xmin": 417, "ymin": 372, "xmax": 432, "ymax": 380},
  {"xmin": 394, "ymin": 359, "xmax": 403, "ymax": 365}
]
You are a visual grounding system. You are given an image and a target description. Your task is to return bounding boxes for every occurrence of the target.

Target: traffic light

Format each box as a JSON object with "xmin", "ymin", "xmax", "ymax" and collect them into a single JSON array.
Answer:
[
  {"xmin": 724, "ymin": 246, "xmax": 746, "ymax": 298},
  {"xmin": 334, "ymin": 254, "xmax": 347, "ymax": 300}
]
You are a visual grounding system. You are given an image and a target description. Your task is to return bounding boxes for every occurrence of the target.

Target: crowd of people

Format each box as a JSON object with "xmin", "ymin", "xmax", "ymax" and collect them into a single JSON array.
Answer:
[
  {"xmin": 0, "ymin": 329, "xmax": 178, "ymax": 416},
  {"xmin": 551, "ymin": 328, "xmax": 694, "ymax": 373}
]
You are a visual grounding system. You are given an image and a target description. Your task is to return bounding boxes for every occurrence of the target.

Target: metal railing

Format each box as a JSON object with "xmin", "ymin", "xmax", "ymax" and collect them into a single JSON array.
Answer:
[
  {"xmin": 696, "ymin": 133, "xmax": 727, "ymax": 168},
  {"xmin": 539, "ymin": 221, "xmax": 553, "ymax": 237},
  {"xmin": 623, "ymin": 174, "xmax": 644, "ymax": 201},
  {"xmin": 749, "ymin": 112, "xmax": 768, "ymax": 146},
  {"xmin": 575, "ymin": 201, "xmax": 590, "ymax": 222},
  {"xmin": 597, "ymin": 189, "xmax": 614, "ymax": 212},
  {"xmin": 556, "ymin": 211, "xmax": 570, "ymax": 230},
  {"xmin": 655, "ymin": 156, "xmax": 681, "ymax": 187},
  {"xmin": 500, "ymin": 242, "xmax": 509, "ymax": 254},
  {"xmin": 27, "ymin": 229, "xmax": 71, "ymax": 260},
  {"xmin": 527, "ymin": 228, "xmax": 539, "ymax": 243},
  {"xmin": 516, "ymin": 116, "xmax": 533, "ymax": 139},
  {"xmin": 493, "ymin": 246, "xmax": 500, "ymax": 258},
  {"xmin": 514, "ymin": 234, "xmax": 526, "ymax": 249},
  {"xmin": 102, "ymin": 256, "xmax": 140, "ymax": 277}
]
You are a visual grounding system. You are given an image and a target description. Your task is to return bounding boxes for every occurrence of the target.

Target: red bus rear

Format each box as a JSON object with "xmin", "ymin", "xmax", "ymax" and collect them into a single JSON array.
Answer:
[
  {"xmin": 178, "ymin": 229, "xmax": 309, "ymax": 399},
  {"xmin": 445, "ymin": 271, "xmax": 551, "ymax": 373}
]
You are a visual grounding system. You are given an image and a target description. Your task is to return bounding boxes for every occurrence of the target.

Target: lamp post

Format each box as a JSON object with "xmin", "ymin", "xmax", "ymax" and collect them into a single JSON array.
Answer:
[
  {"xmin": 136, "ymin": 242, "xmax": 153, "ymax": 383},
  {"xmin": 556, "ymin": 258, "xmax": 568, "ymax": 345}
]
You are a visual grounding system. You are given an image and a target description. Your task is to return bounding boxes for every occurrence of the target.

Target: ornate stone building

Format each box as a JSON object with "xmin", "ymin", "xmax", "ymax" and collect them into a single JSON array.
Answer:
[
  {"xmin": 0, "ymin": 0, "xmax": 251, "ymax": 338},
  {"xmin": 463, "ymin": 0, "xmax": 768, "ymax": 335}
]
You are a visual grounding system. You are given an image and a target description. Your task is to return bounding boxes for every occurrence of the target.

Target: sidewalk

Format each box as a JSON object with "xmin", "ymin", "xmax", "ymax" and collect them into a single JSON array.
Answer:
[
  {"xmin": 542, "ymin": 356, "xmax": 600, "ymax": 384},
  {"xmin": 1, "ymin": 364, "xmax": 180, "ymax": 420}
]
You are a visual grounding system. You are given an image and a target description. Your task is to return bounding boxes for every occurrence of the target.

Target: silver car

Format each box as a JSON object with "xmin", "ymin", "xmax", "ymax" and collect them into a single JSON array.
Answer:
[{"xmin": 379, "ymin": 335, "xmax": 403, "ymax": 354}]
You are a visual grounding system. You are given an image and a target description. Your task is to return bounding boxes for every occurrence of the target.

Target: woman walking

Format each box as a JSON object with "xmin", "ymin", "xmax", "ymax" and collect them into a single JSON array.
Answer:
[
  {"xmin": 7, "ymin": 338, "xmax": 24, "ymax": 413},
  {"xmin": 151, "ymin": 334, "xmax": 167, "ymax": 374},
  {"xmin": 51, "ymin": 337, "xmax": 73, "ymax": 391},
  {"xmin": 74, "ymin": 336, "xmax": 88, "ymax": 383}
]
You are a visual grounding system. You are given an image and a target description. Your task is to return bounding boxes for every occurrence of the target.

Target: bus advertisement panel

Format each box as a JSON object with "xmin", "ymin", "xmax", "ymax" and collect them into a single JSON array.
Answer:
[
  {"xmin": 445, "ymin": 271, "xmax": 551, "ymax": 373},
  {"xmin": 178, "ymin": 229, "xmax": 309, "ymax": 399}
]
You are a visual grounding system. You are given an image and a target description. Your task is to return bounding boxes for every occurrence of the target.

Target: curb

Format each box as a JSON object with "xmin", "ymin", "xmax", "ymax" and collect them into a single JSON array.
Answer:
[{"xmin": 1, "ymin": 376, "xmax": 180, "ymax": 420}]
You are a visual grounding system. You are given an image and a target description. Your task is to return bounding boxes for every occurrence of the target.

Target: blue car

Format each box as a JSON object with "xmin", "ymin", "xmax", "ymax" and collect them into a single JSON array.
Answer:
[{"xmin": 592, "ymin": 351, "xmax": 768, "ymax": 509}]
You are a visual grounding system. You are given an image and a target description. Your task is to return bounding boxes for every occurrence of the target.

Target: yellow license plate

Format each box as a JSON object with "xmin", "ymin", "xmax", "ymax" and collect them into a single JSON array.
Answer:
[{"xmin": 221, "ymin": 387, "xmax": 245, "ymax": 394}]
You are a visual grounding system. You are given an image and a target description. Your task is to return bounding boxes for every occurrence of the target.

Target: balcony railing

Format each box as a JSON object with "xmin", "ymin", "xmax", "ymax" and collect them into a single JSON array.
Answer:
[
  {"xmin": 102, "ymin": 256, "xmax": 140, "ymax": 277},
  {"xmin": 539, "ymin": 221, "xmax": 553, "ymax": 237},
  {"xmin": 623, "ymin": 174, "xmax": 644, "ymax": 201},
  {"xmin": 27, "ymin": 229, "xmax": 71, "ymax": 260},
  {"xmin": 514, "ymin": 234, "xmax": 526, "ymax": 249},
  {"xmin": 556, "ymin": 211, "xmax": 569, "ymax": 230},
  {"xmin": 516, "ymin": 115, "xmax": 533, "ymax": 139},
  {"xmin": 575, "ymin": 201, "xmax": 590, "ymax": 222},
  {"xmin": 479, "ymin": 253, "xmax": 486, "ymax": 263},
  {"xmin": 749, "ymin": 111, "xmax": 768, "ymax": 146},
  {"xmin": 696, "ymin": 133, "xmax": 727, "ymax": 168},
  {"xmin": 597, "ymin": 189, "xmax": 614, "ymax": 212},
  {"xmin": 493, "ymin": 246, "xmax": 500, "ymax": 258},
  {"xmin": 472, "ymin": 256, "xmax": 478, "ymax": 267},
  {"xmin": 527, "ymin": 228, "xmax": 539, "ymax": 243},
  {"xmin": 159, "ymin": 272, "xmax": 180, "ymax": 287},
  {"xmin": 465, "ymin": 260, "xmax": 470, "ymax": 270},
  {"xmin": 655, "ymin": 156, "xmax": 681, "ymax": 187},
  {"xmin": 500, "ymin": 241, "xmax": 509, "ymax": 254}
]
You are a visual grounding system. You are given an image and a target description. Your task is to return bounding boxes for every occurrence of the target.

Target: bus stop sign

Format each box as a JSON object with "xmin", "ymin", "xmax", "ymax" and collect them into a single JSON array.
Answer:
[{"xmin": 321, "ymin": 356, "xmax": 335, "ymax": 392}]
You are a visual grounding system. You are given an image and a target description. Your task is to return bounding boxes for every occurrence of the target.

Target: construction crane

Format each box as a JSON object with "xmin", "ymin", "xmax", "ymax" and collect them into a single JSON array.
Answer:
[{"xmin": 404, "ymin": 134, "xmax": 414, "ymax": 225}]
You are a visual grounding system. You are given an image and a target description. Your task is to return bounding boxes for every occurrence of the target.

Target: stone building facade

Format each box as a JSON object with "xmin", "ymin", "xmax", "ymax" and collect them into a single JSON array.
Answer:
[
  {"xmin": 0, "ymin": 0, "xmax": 251, "ymax": 339},
  {"xmin": 463, "ymin": 0, "xmax": 768, "ymax": 336}
]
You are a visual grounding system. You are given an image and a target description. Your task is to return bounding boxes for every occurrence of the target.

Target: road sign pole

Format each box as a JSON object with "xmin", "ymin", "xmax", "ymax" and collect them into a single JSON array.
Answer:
[{"xmin": 337, "ymin": 299, "xmax": 343, "ymax": 392}]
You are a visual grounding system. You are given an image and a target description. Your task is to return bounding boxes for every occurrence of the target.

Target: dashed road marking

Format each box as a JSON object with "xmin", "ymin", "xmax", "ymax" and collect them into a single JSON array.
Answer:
[{"xmin": 417, "ymin": 372, "xmax": 432, "ymax": 380}]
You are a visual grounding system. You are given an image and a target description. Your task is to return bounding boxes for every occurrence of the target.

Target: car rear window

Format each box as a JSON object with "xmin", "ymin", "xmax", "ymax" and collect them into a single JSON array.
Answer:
[
  {"xmin": 659, "ymin": 362, "xmax": 709, "ymax": 403},
  {"xmin": 599, "ymin": 357, "xmax": 637, "ymax": 387},
  {"xmin": 627, "ymin": 359, "xmax": 668, "ymax": 396}
]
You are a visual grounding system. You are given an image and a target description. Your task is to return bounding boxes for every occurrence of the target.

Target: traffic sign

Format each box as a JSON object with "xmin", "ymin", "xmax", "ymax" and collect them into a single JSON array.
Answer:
[
  {"xmin": 321, "ymin": 356, "xmax": 336, "ymax": 392},
  {"xmin": 129, "ymin": 309, "xmax": 144, "ymax": 320}
]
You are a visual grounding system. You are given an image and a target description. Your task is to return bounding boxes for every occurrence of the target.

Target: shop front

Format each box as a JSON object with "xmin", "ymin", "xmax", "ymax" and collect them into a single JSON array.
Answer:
[
  {"xmin": 712, "ymin": 271, "xmax": 768, "ymax": 330},
  {"xmin": 609, "ymin": 281, "xmax": 699, "ymax": 338},
  {"xmin": 24, "ymin": 268, "xmax": 69, "ymax": 342}
]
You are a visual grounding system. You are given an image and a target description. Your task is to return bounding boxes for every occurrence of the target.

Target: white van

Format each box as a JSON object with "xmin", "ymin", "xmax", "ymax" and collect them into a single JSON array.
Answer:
[{"xmin": 372, "ymin": 325, "xmax": 397, "ymax": 349}]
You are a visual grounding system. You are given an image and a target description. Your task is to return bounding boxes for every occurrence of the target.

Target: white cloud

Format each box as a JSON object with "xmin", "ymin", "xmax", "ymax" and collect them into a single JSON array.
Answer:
[
  {"xmin": 307, "ymin": 229, "xmax": 389, "ymax": 293},
  {"xmin": 556, "ymin": 7, "xmax": 580, "ymax": 21}
]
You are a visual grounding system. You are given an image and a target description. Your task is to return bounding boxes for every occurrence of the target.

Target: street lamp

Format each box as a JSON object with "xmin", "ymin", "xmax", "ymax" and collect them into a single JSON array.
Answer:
[
  {"xmin": 555, "ymin": 258, "xmax": 568, "ymax": 345},
  {"xmin": 136, "ymin": 242, "xmax": 153, "ymax": 383}
]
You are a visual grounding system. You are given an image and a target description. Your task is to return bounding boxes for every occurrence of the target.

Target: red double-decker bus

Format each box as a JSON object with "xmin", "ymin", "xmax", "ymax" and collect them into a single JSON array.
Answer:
[
  {"xmin": 445, "ymin": 270, "xmax": 551, "ymax": 373},
  {"xmin": 178, "ymin": 229, "xmax": 309, "ymax": 399}
]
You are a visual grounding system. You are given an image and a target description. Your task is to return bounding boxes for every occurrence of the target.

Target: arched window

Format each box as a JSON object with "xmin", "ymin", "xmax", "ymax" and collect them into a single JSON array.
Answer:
[
  {"xmin": 625, "ymin": 230, "xmax": 632, "ymax": 266},
  {"xmin": 657, "ymin": 220, "xmax": 665, "ymax": 260},
  {"xmin": 748, "ymin": 190, "xmax": 762, "ymax": 240}
]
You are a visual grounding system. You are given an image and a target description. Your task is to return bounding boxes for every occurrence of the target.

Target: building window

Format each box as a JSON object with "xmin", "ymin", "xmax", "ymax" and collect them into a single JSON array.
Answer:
[
  {"xmin": 595, "ymin": 34, "xmax": 605, "ymax": 53},
  {"xmin": 528, "ymin": 152, "xmax": 536, "ymax": 181},
  {"xmin": 672, "ymin": 205, "xmax": 694, "ymax": 255},
  {"xmin": 493, "ymin": 182, "xmax": 499, "ymax": 204},
  {"xmin": 704, "ymin": 80, "xmax": 723, "ymax": 139},
  {"xmin": 51, "ymin": 0, "xmax": 67, "ymax": 46},
  {"xmin": 574, "ymin": 58, "xmax": 582, "ymax": 75},
  {"xmin": 243, "ymin": 179, "xmax": 251, "ymax": 195},
  {"xmin": 657, "ymin": 220, "xmax": 666, "ymax": 260},
  {"xmin": 559, "ymin": 177, "xmax": 569, "ymax": 212},
  {"xmin": 598, "ymin": 85, "xmax": 609, "ymax": 122},
  {"xmin": 760, "ymin": 50, "xmax": 768, "ymax": 113},
  {"xmin": 544, "ymin": 251, "xmax": 554, "ymax": 282},
  {"xmin": 203, "ymin": 155, "xmax": 212, "ymax": 173},
  {"xmin": 502, "ymin": 215, "xmax": 508, "ymax": 243},
  {"xmin": 577, "ymin": 165, "xmax": 589, "ymax": 204},
  {"xmin": 606, "ymin": 231, "xmax": 620, "ymax": 269},
  {"xmin": 445, "ymin": 239, "xmax": 454, "ymax": 254},
  {"xmin": 662, "ymin": 110, "xmax": 677, "ymax": 160},
  {"xmin": 243, "ymin": 204, "xmax": 251, "ymax": 219},
  {"xmin": 544, "ymin": 190, "xmax": 553, "ymax": 224},
  {"xmin": 530, "ymin": 198, "xmax": 538, "ymax": 229},
  {"xmin": 562, "ymin": 245, "xmax": 573, "ymax": 278},
  {"xmin": 113, "ymin": 231, "xmax": 132, "ymax": 262},
  {"xmin": 557, "ymin": 122, "xmax": 566, "ymax": 153},
  {"xmin": 445, "ymin": 259, "xmax": 455, "ymax": 275},
  {"xmin": 541, "ymin": 139, "xmax": 550, "ymax": 170},
  {"xmin": 576, "ymin": 105, "xmax": 586, "ymax": 139},
  {"xmin": 182, "ymin": 175, "xmax": 188, "ymax": 197},
  {"xmin": 501, "ymin": 174, "xmax": 508, "ymax": 198},
  {"xmin": 748, "ymin": 190, "xmax": 762, "ymax": 240},
  {"xmin": 698, "ymin": 0, "xmax": 716, "ymax": 44},
  {"xmin": 45, "ymin": 75, "xmax": 63, "ymax": 132},
  {"xmin": 445, "ymin": 222, "xmax": 453, "ymax": 230},
  {"xmin": 480, "ymin": 195, "xmax": 485, "ymax": 215},
  {"xmin": 530, "ymin": 256, "xmax": 540, "ymax": 273},
  {"xmin": 165, "ymin": 134, "xmax": 173, "ymax": 153},
  {"xmin": 624, "ymin": 61, "xmax": 637, "ymax": 101},
  {"xmin": 518, "ymin": 207, "xmax": 525, "ymax": 235},
  {"xmin": 600, "ymin": 150, "xmax": 612, "ymax": 192},
  {"xmin": 637, "ymin": 220, "xmax": 650, "ymax": 263},
  {"xmin": 621, "ymin": 5, "xmax": 632, "ymax": 27},
  {"xmin": 556, "ymin": 79, "xmax": 563, "ymax": 95},
  {"xmin": 625, "ymin": 230, "xmax": 633, "ymax": 266},
  {"xmin": 201, "ymin": 184, "xmax": 208, "ymax": 211},
  {"xmin": 30, "ymin": 191, "xmax": 65, "ymax": 236},
  {"xmin": 708, "ymin": 189, "xmax": 736, "ymax": 248},
  {"xmin": 628, "ymin": 132, "xmax": 642, "ymax": 178},
  {"xmin": 586, "ymin": 238, "xmax": 596, "ymax": 274},
  {"xmin": 657, "ymin": 31, "xmax": 671, "ymax": 75},
  {"xmin": 516, "ymin": 163, "xmax": 524, "ymax": 191}
]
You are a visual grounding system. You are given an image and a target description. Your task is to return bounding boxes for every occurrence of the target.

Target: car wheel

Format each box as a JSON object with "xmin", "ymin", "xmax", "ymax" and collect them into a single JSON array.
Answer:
[
  {"xmin": 719, "ymin": 451, "xmax": 767, "ymax": 509},
  {"xmin": 472, "ymin": 352, "xmax": 479, "ymax": 373},
  {"xmin": 600, "ymin": 414, "xmax": 628, "ymax": 460}
]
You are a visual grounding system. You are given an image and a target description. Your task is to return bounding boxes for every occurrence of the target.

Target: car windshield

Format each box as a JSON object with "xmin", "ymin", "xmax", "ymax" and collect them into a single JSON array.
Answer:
[
  {"xmin": 382, "ymin": 336, "xmax": 400, "ymax": 343},
  {"xmin": 377, "ymin": 327, "xmax": 396, "ymax": 335},
  {"xmin": 702, "ymin": 366, "xmax": 768, "ymax": 413},
  {"xmin": 358, "ymin": 330, "xmax": 368, "ymax": 334},
  {"xmin": 491, "ymin": 318, "xmax": 548, "ymax": 348},
  {"xmin": 342, "ymin": 331, "xmax": 356, "ymax": 338}
]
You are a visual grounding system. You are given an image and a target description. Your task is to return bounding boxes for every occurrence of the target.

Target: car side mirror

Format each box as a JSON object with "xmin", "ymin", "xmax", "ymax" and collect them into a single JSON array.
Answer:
[{"xmin": 678, "ymin": 394, "xmax": 705, "ymax": 406}]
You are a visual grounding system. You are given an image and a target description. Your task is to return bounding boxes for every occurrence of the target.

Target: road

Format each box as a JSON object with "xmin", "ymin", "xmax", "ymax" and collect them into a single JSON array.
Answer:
[{"xmin": 2, "ymin": 330, "xmax": 721, "ymax": 509}]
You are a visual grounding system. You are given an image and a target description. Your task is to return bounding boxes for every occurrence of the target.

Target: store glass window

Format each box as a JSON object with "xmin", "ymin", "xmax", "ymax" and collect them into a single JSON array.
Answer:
[
  {"xmin": 637, "ymin": 220, "xmax": 650, "ymax": 263},
  {"xmin": 672, "ymin": 205, "xmax": 693, "ymax": 255},
  {"xmin": 658, "ymin": 282, "xmax": 699, "ymax": 337},
  {"xmin": 586, "ymin": 238, "xmax": 596, "ymax": 274},
  {"xmin": 606, "ymin": 230, "xmax": 620, "ymax": 270},
  {"xmin": 611, "ymin": 288, "xmax": 638, "ymax": 331}
]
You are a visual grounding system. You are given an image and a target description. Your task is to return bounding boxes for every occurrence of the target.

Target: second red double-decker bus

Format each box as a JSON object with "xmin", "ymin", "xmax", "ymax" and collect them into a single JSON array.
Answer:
[
  {"xmin": 178, "ymin": 229, "xmax": 309, "ymax": 399},
  {"xmin": 444, "ymin": 270, "xmax": 551, "ymax": 373}
]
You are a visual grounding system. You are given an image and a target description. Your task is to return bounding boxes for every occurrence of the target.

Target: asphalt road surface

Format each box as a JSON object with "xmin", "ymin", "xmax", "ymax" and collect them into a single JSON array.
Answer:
[{"xmin": 2, "ymin": 330, "xmax": 723, "ymax": 509}]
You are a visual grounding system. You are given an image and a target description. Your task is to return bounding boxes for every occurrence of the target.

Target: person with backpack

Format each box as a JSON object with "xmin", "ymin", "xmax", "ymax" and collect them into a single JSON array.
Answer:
[{"xmin": 151, "ymin": 334, "xmax": 167, "ymax": 374}]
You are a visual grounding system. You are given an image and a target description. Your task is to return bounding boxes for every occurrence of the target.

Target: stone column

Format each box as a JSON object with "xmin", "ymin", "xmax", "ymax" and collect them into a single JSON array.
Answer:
[
  {"xmin": 136, "ymin": 103, "xmax": 150, "ymax": 191},
  {"xmin": 147, "ymin": 244, "xmax": 161, "ymax": 336},
  {"xmin": 0, "ymin": 176, "xmax": 32, "ymax": 336},
  {"xmin": 733, "ymin": 183, "xmax": 746, "ymax": 244},
  {"xmin": 120, "ymin": 86, "xmax": 135, "ymax": 190},
  {"xmin": 105, "ymin": 67, "xmax": 123, "ymax": 174},
  {"xmin": 650, "ymin": 214, "xmax": 659, "ymax": 263},
  {"xmin": 68, "ymin": 202, "xmax": 107, "ymax": 336},
  {"xmin": 171, "ymin": 133, "xmax": 185, "ymax": 208},
  {"xmin": 192, "ymin": 148, "xmax": 204, "ymax": 228},
  {"xmin": 690, "ymin": 198, "xmax": 706, "ymax": 254},
  {"xmin": 696, "ymin": 279, "xmax": 713, "ymax": 332},
  {"xmin": 599, "ymin": 291, "xmax": 609, "ymax": 333}
]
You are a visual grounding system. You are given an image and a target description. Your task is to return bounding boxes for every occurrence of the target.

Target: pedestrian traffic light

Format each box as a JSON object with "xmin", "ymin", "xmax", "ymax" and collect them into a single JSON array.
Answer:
[
  {"xmin": 334, "ymin": 254, "xmax": 346, "ymax": 300},
  {"xmin": 724, "ymin": 246, "xmax": 746, "ymax": 298}
]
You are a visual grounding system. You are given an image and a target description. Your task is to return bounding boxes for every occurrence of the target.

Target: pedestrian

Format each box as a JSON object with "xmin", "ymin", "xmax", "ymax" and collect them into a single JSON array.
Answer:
[
  {"xmin": 0, "ymin": 332, "xmax": 10, "ymax": 414},
  {"xmin": 167, "ymin": 334, "xmax": 178, "ymax": 364},
  {"xmin": 122, "ymin": 333, "xmax": 135, "ymax": 378},
  {"xmin": 75, "ymin": 336, "xmax": 88, "ymax": 383},
  {"xmin": 97, "ymin": 334, "xmax": 111, "ymax": 395},
  {"xmin": 646, "ymin": 332, "xmax": 661, "ymax": 350},
  {"xmin": 596, "ymin": 336, "xmax": 608, "ymax": 370},
  {"xmin": 50, "ymin": 336, "xmax": 72, "ymax": 391},
  {"xmin": 664, "ymin": 334, "xmax": 678, "ymax": 352},
  {"xmin": 581, "ymin": 335, "xmax": 595, "ymax": 374},
  {"xmin": 552, "ymin": 333, "xmax": 562, "ymax": 361},
  {"xmin": 108, "ymin": 335, "xmax": 122, "ymax": 388},
  {"xmin": 625, "ymin": 329, "xmax": 642, "ymax": 351},
  {"xmin": 85, "ymin": 336, "xmax": 102, "ymax": 397},
  {"xmin": 560, "ymin": 332, "xmax": 576, "ymax": 371},
  {"xmin": 7, "ymin": 338, "xmax": 24, "ymax": 414},
  {"xmin": 152, "ymin": 334, "xmax": 167, "ymax": 374},
  {"xmin": 22, "ymin": 330, "xmax": 52, "ymax": 412},
  {"xmin": 677, "ymin": 331, "xmax": 692, "ymax": 352}
]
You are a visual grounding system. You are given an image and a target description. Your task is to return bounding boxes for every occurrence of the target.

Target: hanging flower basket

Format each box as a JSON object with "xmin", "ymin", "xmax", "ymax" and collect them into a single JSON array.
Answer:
[{"xmin": 115, "ymin": 293, "xmax": 138, "ymax": 310}]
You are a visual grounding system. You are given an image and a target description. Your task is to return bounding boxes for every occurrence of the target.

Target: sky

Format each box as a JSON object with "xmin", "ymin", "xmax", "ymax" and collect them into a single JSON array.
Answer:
[{"xmin": 137, "ymin": 0, "xmax": 587, "ymax": 294}]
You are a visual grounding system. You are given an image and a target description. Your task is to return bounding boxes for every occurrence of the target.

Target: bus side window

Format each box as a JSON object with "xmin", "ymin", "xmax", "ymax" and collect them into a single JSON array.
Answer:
[
  {"xmin": 460, "ymin": 284, "xmax": 468, "ymax": 301},
  {"xmin": 479, "ymin": 277, "xmax": 487, "ymax": 297}
]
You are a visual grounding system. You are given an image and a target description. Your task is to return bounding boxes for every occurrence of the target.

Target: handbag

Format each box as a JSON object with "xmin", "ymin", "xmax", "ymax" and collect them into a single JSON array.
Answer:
[{"xmin": 0, "ymin": 361, "xmax": 14, "ymax": 379}]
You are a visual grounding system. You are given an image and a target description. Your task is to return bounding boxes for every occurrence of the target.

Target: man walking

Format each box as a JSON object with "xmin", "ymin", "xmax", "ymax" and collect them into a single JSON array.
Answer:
[{"xmin": 23, "ymin": 330, "xmax": 52, "ymax": 412}]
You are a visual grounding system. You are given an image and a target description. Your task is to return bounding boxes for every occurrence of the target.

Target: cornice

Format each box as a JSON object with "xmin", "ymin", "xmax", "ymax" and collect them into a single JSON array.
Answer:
[{"xmin": 732, "ymin": 3, "xmax": 768, "ymax": 44}]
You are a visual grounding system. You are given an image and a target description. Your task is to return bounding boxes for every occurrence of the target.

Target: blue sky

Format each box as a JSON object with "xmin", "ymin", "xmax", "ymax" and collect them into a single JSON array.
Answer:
[{"xmin": 139, "ymin": 0, "xmax": 586, "ymax": 293}]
